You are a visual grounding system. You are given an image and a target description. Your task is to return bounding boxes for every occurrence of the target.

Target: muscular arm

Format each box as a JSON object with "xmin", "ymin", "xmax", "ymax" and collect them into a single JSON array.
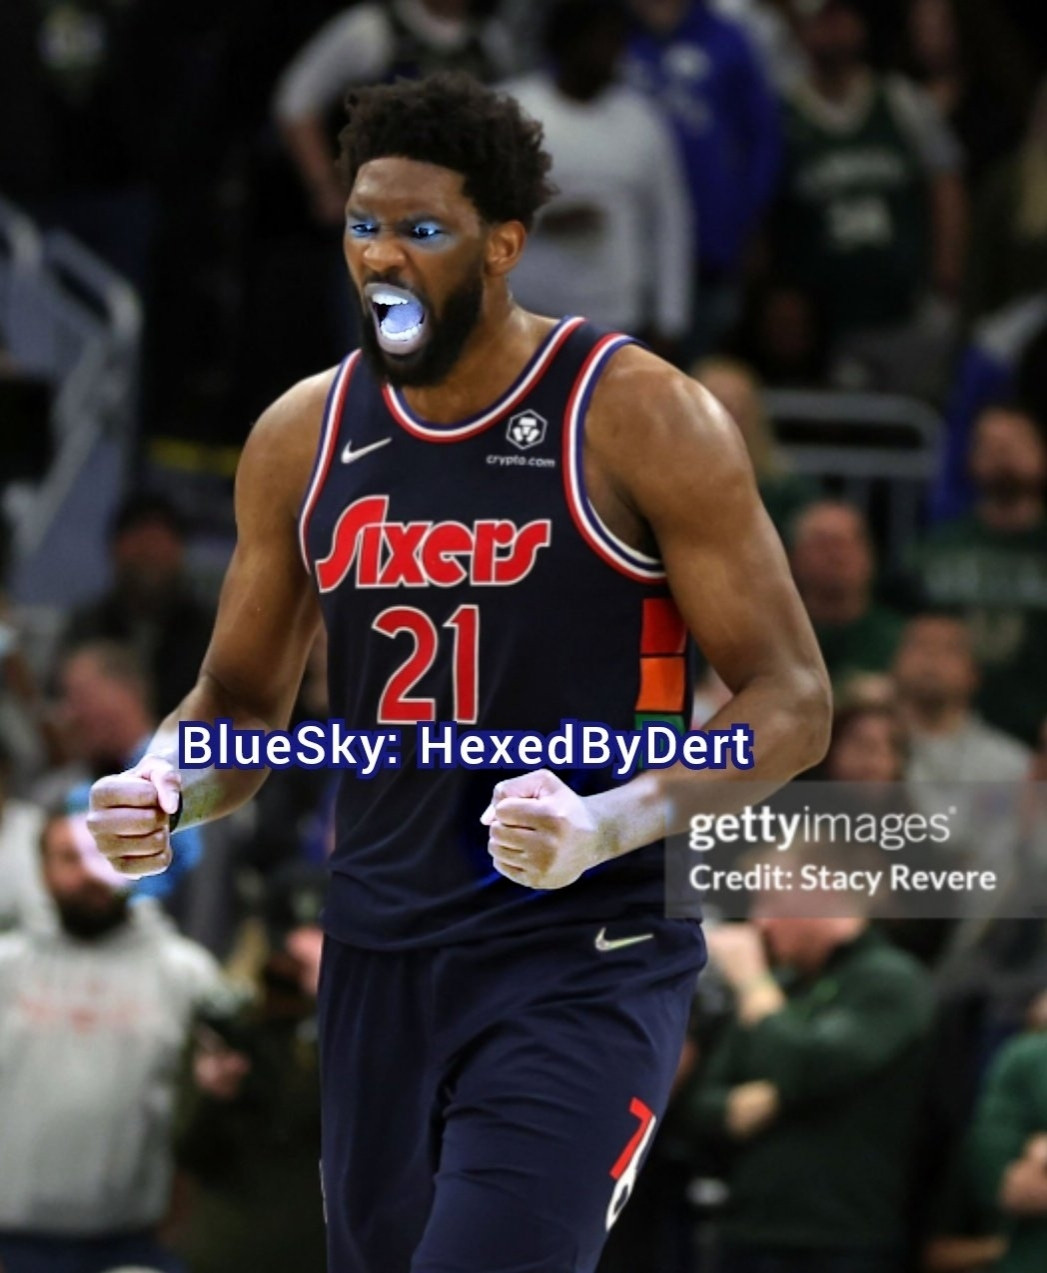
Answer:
[
  {"xmin": 88, "ymin": 372, "xmax": 331, "ymax": 873},
  {"xmin": 584, "ymin": 348, "xmax": 831, "ymax": 855},
  {"xmin": 486, "ymin": 348, "xmax": 831, "ymax": 886}
]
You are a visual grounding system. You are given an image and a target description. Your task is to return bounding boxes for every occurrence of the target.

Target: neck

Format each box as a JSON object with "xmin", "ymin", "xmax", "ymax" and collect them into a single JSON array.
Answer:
[
  {"xmin": 399, "ymin": 293, "xmax": 552, "ymax": 424},
  {"xmin": 900, "ymin": 697, "xmax": 970, "ymax": 737},
  {"xmin": 977, "ymin": 493, "xmax": 1044, "ymax": 533}
]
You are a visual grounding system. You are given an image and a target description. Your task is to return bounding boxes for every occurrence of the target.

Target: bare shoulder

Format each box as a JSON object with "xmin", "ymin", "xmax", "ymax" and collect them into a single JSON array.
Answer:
[
  {"xmin": 586, "ymin": 344, "xmax": 752, "ymax": 516},
  {"xmin": 236, "ymin": 365, "xmax": 341, "ymax": 520}
]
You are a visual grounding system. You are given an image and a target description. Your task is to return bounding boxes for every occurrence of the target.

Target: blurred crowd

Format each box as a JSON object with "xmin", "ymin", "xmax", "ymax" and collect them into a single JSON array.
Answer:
[{"xmin": 3, "ymin": 0, "xmax": 1047, "ymax": 1271}]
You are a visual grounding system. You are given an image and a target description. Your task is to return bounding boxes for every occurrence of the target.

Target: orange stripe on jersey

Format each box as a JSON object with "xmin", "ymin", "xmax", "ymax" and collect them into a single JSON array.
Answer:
[{"xmin": 635, "ymin": 657, "xmax": 686, "ymax": 714}]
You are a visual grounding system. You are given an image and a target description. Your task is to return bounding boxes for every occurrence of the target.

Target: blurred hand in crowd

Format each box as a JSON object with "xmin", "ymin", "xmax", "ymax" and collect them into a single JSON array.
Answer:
[
  {"xmin": 706, "ymin": 922, "xmax": 771, "ymax": 991},
  {"xmin": 1000, "ymin": 1134, "xmax": 1047, "ymax": 1216},
  {"xmin": 191, "ymin": 1028, "xmax": 252, "ymax": 1103},
  {"xmin": 726, "ymin": 1080, "xmax": 780, "ymax": 1141}
]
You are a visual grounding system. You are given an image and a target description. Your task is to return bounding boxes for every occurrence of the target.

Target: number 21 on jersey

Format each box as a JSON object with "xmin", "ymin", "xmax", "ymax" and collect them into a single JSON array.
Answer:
[{"xmin": 373, "ymin": 604, "xmax": 480, "ymax": 724}]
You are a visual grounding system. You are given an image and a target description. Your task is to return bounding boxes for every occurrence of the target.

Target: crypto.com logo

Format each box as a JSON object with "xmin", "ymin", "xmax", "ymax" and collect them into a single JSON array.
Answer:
[{"xmin": 506, "ymin": 410, "xmax": 547, "ymax": 451}]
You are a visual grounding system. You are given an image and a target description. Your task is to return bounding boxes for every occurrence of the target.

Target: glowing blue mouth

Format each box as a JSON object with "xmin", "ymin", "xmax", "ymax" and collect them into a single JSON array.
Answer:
[{"xmin": 368, "ymin": 286, "xmax": 428, "ymax": 352}]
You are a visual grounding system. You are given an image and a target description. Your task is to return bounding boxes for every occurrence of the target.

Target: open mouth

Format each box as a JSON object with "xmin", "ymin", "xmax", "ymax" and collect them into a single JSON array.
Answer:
[{"xmin": 365, "ymin": 283, "xmax": 428, "ymax": 355}]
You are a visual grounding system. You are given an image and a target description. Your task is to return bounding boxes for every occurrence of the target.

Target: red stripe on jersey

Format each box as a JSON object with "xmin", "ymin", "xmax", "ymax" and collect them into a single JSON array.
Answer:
[
  {"xmin": 561, "ymin": 335, "xmax": 664, "ymax": 583},
  {"xmin": 383, "ymin": 317, "xmax": 585, "ymax": 442},
  {"xmin": 641, "ymin": 597, "xmax": 687, "ymax": 655},
  {"xmin": 299, "ymin": 352, "xmax": 360, "ymax": 572}
]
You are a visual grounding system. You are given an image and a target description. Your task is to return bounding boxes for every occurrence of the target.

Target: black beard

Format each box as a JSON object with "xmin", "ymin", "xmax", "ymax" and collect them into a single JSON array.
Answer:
[
  {"xmin": 979, "ymin": 474, "xmax": 1044, "ymax": 504},
  {"xmin": 57, "ymin": 894, "xmax": 130, "ymax": 941},
  {"xmin": 355, "ymin": 270, "xmax": 484, "ymax": 389}
]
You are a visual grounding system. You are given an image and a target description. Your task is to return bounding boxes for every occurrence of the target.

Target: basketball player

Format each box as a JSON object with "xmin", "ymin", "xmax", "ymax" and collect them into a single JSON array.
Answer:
[{"xmin": 89, "ymin": 75, "xmax": 830, "ymax": 1273}]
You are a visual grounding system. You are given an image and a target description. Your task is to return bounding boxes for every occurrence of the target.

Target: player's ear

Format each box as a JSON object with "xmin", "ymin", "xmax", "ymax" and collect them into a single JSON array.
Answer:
[{"xmin": 484, "ymin": 220, "xmax": 526, "ymax": 277}]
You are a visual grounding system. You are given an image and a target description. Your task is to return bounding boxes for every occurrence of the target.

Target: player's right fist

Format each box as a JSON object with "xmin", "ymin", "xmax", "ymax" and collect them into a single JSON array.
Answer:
[{"xmin": 87, "ymin": 754, "xmax": 182, "ymax": 879}]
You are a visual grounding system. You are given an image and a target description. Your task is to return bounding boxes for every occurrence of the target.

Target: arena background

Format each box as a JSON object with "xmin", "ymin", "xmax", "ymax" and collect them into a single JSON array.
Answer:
[{"xmin": 2, "ymin": 1, "xmax": 1047, "ymax": 1271}]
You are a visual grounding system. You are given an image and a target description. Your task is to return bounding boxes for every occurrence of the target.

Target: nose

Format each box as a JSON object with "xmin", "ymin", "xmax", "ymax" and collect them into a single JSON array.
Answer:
[{"xmin": 359, "ymin": 231, "xmax": 408, "ymax": 275}]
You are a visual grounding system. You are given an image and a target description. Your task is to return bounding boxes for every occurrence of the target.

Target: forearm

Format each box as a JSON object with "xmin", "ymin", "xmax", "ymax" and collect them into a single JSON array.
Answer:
[
  {"xmin": 591, "ymin": 668, "xmax": 830, "ymax": 859},
  {"xmin": 281, "ymin": 116, "xmax": 340, "ymax": 196},
  {"xmin": 143, "ymin": 670, "xmax": 282, "ymax": 829}
]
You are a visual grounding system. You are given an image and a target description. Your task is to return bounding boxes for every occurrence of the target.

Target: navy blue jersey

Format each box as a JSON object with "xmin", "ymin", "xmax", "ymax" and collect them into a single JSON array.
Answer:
[{"xmin": 300, "ymin": 318, "xmax": 691, "ymax": 948}]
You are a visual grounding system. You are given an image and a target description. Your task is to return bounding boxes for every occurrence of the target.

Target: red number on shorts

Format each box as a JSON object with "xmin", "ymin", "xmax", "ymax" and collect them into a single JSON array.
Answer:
[
  {"xmin": 606, "ymin": 1097, "xmax": 657, "ymax": 1231},
  {"xmin": 373, "ymin": 605, "xmax": 479, "ymax": 724}
]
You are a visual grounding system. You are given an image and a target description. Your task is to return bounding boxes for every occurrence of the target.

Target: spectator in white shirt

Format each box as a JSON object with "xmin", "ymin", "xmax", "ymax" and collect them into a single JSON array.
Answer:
[
  {"xmin": 503, "ymin": 0, "xmax": 694, "ymax": 356},
  {"xmin": 274, "ymin": 0, "xmax": 511, "ymax": 226},
  {"xmin": 0, "ymin": 810, "xmax": 225, "ymax": 1273},
  {"xmin": 0, "ymin": 742, "xmax": 49, "ymax": 933}
]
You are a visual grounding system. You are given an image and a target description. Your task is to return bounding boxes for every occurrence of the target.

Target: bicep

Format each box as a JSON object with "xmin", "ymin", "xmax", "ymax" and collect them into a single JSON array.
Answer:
[
  {"xmin": 201, "ymin": 547, "xmax": 319, "ymax": 728},
  {"xmin": 195, "ymin": 390, "xmax": 325, "ymax": 727},
  {"xmin": 642, "ymin": 391, "xmax": 818, "ymax": 692},
  {"xmin": 200, "ymin": 507, "xmax": 320, "ymax": 730}
]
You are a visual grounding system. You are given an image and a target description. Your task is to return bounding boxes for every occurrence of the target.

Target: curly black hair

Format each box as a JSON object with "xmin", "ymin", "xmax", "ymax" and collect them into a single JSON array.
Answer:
[{"xmin": 337, "ymin": 73, "xmax": 556, "ymax": 231}]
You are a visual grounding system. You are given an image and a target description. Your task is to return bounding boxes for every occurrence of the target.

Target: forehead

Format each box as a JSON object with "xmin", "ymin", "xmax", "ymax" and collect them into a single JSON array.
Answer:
[
  {"xmin": 349, "ymin": 158, "xmax": 479, "ymax": 223},
  {"xmin": 976, "ymin": 410, "xmax": 1038, "ymax": 442},
  {"xmin": 908, "ymin": 615, "xmax": 966, "ymax": 643},
  {"xmin": 63, "ymin": 651, "xmax": 105, "ymax": 685},
  {"xmin": 799, "ymin": 507, "xmax": 863, "ymax": 541}
]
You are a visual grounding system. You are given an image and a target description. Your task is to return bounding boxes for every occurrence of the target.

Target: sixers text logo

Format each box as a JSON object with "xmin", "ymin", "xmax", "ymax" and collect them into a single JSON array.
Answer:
[{"xmin": 315, "ymin": 495, "xmax": 552, "ymax": 592}]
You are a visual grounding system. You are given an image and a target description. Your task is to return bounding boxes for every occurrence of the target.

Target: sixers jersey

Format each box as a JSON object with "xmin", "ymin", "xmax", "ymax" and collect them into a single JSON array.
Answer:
[{"xmin": 300, "ymin": 318, "xmax": 691, "ymax": 948}]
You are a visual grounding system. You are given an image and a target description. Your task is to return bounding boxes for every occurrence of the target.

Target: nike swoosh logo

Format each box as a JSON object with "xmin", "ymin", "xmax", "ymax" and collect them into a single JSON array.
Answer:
[
  {"xmin": 594, "ymin": 927, "xmax": 654, "ymax": 953},
  {"xmin": 342, "ymin": 437, "xmax": 391, "ymax": 465}
]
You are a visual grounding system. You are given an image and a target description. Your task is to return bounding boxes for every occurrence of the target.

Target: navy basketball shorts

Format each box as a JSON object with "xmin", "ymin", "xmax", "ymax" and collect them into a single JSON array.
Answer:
[{"xmin": 317, "ymin": 916, "xmax": 706, "ymax": 1273}]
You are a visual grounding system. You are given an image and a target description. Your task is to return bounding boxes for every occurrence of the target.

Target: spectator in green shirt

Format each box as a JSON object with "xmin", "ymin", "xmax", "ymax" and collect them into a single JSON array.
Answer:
[
  {"xmin": 772, "ymin": 0, "xmax": 967, "ymax": 399},
  {"xmin": 789, "ymin": 500, "xmax": 905, "ymax": 686},
  {"xmin": 685, "ymin": 885, "xmax": 935, "ymax": 1272},
  {"xmin": 968, "ymin": 1028, "xmax": 1047, "ymax": 1273},
  {"xmin": 908, "ymin": 403, "xmax": 1047, "ymax": 744}
]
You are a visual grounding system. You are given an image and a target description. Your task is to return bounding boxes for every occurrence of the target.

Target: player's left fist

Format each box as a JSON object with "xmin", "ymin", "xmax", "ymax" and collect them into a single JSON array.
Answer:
[{"xmin": 481, "ymin": 769, "xmax": 609, "ymax": 890}]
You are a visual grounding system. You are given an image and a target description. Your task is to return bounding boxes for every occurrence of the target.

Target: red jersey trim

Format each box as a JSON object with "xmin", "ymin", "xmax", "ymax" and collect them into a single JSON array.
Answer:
[
  {"xmin": 298, "ymin": 351, "xmax": 361, "ymax": 573},
  {"xmin": 382, "ymin": 316, "xmax": 585, "ymax": 442},
  {"xmin": 562, "ymin": 335, "xmax": 666, "ymax": 583}
]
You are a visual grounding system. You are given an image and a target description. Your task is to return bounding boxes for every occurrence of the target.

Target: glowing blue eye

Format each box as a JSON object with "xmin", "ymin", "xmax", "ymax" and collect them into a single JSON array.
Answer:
[
  {"xmin": 410, "ymin": 223, "xmax": 444, "ymax": 241},
  {"xmin": 348, "ymin": 221, "xmax": 378, "ymax": 238}
]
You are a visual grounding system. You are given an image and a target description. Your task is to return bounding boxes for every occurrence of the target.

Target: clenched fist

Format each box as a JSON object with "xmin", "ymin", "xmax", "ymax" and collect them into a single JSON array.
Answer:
[
  {"xmin": 87, "ymin": 755, "xmax": 182, "ymax": 879},
  {"xmin": 481, "ymin": 769, "xmax": 610, "ymax": 890}
]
